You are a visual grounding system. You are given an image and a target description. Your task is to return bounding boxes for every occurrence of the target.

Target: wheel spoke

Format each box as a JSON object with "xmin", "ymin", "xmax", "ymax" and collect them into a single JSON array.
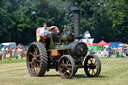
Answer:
[
  {"xmin": 63, "ymin": 71, "xmax": 67, "ymax": 76},
  {"xmin": 90, "ymin": 59, "xmax": 93, "ymax": 64},
  {"xmin": 66, "ymin": 59, "xmax": 70, "ymax": 64},
  {"xmin": 92, "ymin": 69, "xmax": 96, "ymax": 75},
  {"xmin": 36, "ymin": 60, "xmax": 40, "ymax": 63},
  {"xmin": 35, "ymin": 62, "xmax": 40, "ymax": 73},
  {"xmin": 30, "ymin": 63, "xmax": 36, "ymax": 74},
  {"xmin": 36, "ymin": 54, "xmax": 40, "ymax": 58},
  {"xmin": 92, "ymin": 58, "xmax": 95, "ymax": 63},
  {"xmin": 91, "ymin": 69, "xmax": 93, "ymax": 75},
  {"xmin": 67, "ymin": 67, "xmax": 72, "ymax": 71},
  {"xmin": 33, "ymin": 63, "xmax": 38, "ymax": 73},
  {"xmin": 68, "ymin": 63, "xmax": 72, "ymax": 66},
  {"xmin": 36, "ymin": 63, "xmax": 40, "ymax": 68},
  {"xmin": 88, "ymin": 60, "xmax": 92, "ymax": 64},
  {"xmin": 87, "ymin": 63, "xmax": 89, "ymax": 67},
  {"xmin": 88, "ymin": 68, "xmax": 91, "ymax": 72},
  {"xmin": 60, "ymin": 66, "xmax": 64, "ymax": 71},
  {"xmin": 93, "ymin": 63, "xmax": 96, "ymax": 67},
  {"xmin": 67, "ymin": 64, "xmax": 72, "ymax": 70},
  {"xmin": 94, "ymin": 59, "xmax": 97, "ymax": 64},
  {"xmin": 35, "ymin": 50, "xmax": 39, "ymax": 58},
  {"xmin": 29, "ymin": 62, "xmax": 33, "ymax": 65},
  {"xmin": 36, "ymin": 63, "xmax": 40, "ymax": 72},
  {"xmin": 94, "ymin": 69, "xmax": 97, "ymax": 73},
  {"xmin": 35, "ymin": 50, "xmax": 38, "ymax": 55},
  {"xmin": 66, "ymin": 72, "xmax": 69, "ymax": 76},
  {"xmin": 64, "ymin": 71, "xmax": 69, "ymax": 77},
  {"xmin": 32, "ymin": 68, "xmax": 36, "ymax": 74},
  {"xmin": 60, "ymin": 62, "xmax": 64, "ymax": 67},
  {"xmin": 96, "ymin": 65, "xmax": 98, "ymax": 69},
  {"xmin": 33, "ymin": 46, "xmax": 37, "ymax": 51},
  {"xmin": 62, "ymin": 60, "xmax": 65, "ymax": 64},
  {"xmin": 29, "ymin": 52, "xmax": 35, "ymax": 57}
]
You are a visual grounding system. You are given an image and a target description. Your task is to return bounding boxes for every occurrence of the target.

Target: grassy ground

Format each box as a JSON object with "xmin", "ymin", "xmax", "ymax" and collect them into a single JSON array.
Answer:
[
  {"xmin": 0, "ymin": 57, "xmax": 128, "ymax": 85},
  {"xmin": 0, "ymin": 58, "xmax": 25, "ymax": 64}
]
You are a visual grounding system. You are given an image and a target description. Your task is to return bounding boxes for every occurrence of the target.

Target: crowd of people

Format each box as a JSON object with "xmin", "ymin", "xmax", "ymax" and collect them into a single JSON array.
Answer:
[{"xmin": 93, "ymin": 46, "xmax": 128, "ymax": 57}]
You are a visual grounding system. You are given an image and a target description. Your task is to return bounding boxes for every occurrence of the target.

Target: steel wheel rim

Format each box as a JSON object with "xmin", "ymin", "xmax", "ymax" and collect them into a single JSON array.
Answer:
[
  {"xmin": 86, "ymin": 56, "xmax": 98, "ymax": 76},
  {"xmin": 27, "ymin": 44, "xmax": 41, "ymax": 75},
  {"xmin": 58, "ymin": 57, "xmax": 72, "ymax": 78}
]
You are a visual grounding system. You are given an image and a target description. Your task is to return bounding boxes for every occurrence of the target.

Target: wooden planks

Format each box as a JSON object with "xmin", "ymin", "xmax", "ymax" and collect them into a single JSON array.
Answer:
[{"xmin": 48, "ymin": 48, "xmax": 70, "ymax": 58}]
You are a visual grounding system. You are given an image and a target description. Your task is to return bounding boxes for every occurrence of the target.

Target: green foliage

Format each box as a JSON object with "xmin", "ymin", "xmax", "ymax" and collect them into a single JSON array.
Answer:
[
  {"xmin": 71, "ymin": 0, "xmax": 128, "ymax": 43},
  {"xmin": 0, "ymin": 0, "xmax": 66, "ymax": 44},
  {"xmin": 0, "ymin": 59, "xmax": 25, "ymax": 64},
  {"xmin": 0, "ymin": 0, "xmax": 128, "ymax": 44}
]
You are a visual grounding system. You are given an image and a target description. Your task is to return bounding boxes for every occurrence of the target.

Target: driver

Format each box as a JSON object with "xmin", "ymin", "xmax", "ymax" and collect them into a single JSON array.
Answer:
[
  {"xmin": 40, "ymin": 24, "xmax": 50, "ymax": 36},
  {"xmin": 40, "ymin": 24, "xmax": 51, "ymax": 49}
]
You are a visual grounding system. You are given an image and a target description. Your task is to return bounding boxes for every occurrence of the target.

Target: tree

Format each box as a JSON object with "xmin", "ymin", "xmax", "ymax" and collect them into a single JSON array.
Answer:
[
  {"xmin": 0, "ymin": 0, "xmax": 128, "ymax": 44},
  {"xmin": 0, "ymin": 0, "xmax": 66, "ymax": 44},
  {"xmin": 66, "ymin": 0, "xmax": 128, "ymax": 43}
]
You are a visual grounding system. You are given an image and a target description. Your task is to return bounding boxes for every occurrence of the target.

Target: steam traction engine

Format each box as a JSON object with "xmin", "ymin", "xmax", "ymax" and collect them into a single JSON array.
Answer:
[{"xmin": 26, "ymin": 7, "xmax": 101, "ymax": 79}]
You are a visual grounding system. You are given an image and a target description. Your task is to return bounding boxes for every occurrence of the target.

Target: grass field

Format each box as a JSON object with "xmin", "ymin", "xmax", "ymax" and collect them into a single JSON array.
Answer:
[{"xmin": 0, "ymin": 57, "xmax": 128, "ymax": 85}]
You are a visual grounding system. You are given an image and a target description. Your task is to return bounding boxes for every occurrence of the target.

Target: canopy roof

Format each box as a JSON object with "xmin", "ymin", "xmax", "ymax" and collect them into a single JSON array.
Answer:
[
  {"xmin": 85, "ymin": 40, "xmax": 91, "ymax": 46},
  {"xmin": 93, "ymin": 43, "xmax": 98, "ymax": 46},
  {"xmin": 97, "ymin": 40, "xmax": 110, "ymax": 46}
]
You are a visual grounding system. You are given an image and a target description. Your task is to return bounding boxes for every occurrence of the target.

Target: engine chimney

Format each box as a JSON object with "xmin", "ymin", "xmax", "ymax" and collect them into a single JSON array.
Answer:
[{"xmin": 71, "ymin": 6, "xmax": 80, "ymax": 38}]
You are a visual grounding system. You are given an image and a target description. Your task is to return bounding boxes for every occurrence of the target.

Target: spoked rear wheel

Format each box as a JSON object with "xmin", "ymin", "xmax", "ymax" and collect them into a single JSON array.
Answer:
[
  {"xmin": 26, "ymin": 42, "xmax": 48, "ymax": 77},
  {"xmin": 84, "ymin": 55, "xmax": 101, "ymax": 77},
  {"xmin": 58, "ymin": 55, "xmax": 76, "ymax": 79}
]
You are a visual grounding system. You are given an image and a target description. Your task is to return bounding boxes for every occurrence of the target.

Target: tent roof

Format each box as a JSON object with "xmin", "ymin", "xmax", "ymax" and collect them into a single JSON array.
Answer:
[
  {"xmin": 93, "ymin": 43, "xmax": 98, "ymax": 46},
  {"xmin": 86, "ymin": 40, "xmax": 91, "ymax": 46},
  {"xmin": 110, "ymin": 42, "xmax": 121, "ymax": 47},
  {"xmin": 97, "ymin": 40, "xmax": 110, "ymax": 46}
]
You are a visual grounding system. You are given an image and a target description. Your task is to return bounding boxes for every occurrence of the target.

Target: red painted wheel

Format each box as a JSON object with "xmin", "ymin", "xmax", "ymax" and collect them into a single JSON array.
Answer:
[{"xmin": 58, "ymin": 55, "xmax": 76, "ymax": 79}]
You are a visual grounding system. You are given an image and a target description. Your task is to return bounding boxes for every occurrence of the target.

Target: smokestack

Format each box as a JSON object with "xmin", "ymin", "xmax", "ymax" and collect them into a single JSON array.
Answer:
[{"xmin": 71, "ymin": 6, "xmax": 80, "ymax": 38}]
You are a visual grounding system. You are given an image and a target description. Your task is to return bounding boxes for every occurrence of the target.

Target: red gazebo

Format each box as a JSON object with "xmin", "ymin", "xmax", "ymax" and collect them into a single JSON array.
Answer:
[
  {"xmin": 93, "ymin": 43, "xmax": 98, "ymax": 46},
  {"xmin": 85, "ymin": 40, "xmax": 91, "ymax": 46},
  {"xmin": 97, "ymin": 40, "xmax": 110, "ymax": 46}
]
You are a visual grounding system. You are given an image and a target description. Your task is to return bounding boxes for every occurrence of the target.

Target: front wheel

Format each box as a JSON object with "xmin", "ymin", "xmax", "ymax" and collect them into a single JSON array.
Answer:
[
  {"xmin": 58, "ymin": 55, "xmax": 76, "ymax": 79},
  {"xmin": 84, "ymin": 55, "xmax": 101, "ymax": 77}
]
